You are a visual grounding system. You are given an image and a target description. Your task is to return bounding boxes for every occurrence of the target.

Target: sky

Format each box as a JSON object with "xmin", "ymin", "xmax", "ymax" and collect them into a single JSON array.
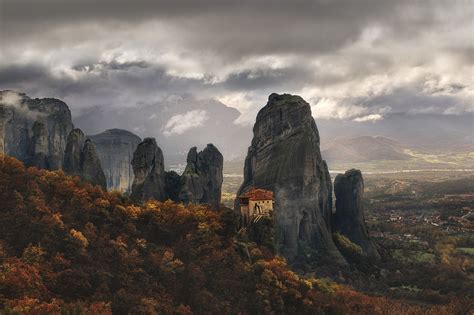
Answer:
[{"xmin": 0, "ymin": 0, "xmax": 472, "ymax": 131}]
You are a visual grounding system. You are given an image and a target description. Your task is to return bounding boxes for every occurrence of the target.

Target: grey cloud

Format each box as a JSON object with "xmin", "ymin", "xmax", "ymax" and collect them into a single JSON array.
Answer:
[
  {"xmin": 72, "ymin": 60, "xmax": 150, "ymax": 73},
  {"xmin": 0, "ymin": 0, "xmax": 472, "ymax": 133},
  {"xmin": 222, "ymin": 66, "xmax": 316, "ymax": 91},
  {"xmin": 0, "ymin": 64, "xmax": 49, "ymax": 86},
  {"xmin": 0, "ymin": 0, "xmax": 439, "ymax": 59},
  {"xmin": 0, "ymin": 62, "xmax": 206, "ymax": 105},
  {"xmin": 363, "ymin": 88, "xmax": 464, "ymax": 115}
]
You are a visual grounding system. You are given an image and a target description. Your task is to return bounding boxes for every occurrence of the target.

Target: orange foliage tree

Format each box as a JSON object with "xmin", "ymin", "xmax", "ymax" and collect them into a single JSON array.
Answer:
[{"xmin": 0, "ymin": 155, "xmax": 472, "ymax": 314}]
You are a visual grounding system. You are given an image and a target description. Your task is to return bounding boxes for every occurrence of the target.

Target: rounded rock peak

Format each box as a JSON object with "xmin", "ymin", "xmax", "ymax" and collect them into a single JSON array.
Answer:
[
  {"xmin": 204, "ymin": 143, "xmax": 219, "ymax": 152},
  {"xmin": 70, "ymin": 128, "xmax": 84, "ymax": 135},
  {"xmin": 141, "ymin": 137, "xmax": 157, "ymax": 146},
  {"xmin": 202, "ymin": 143, "xmax": 223, "ymax": 157},
  {"xmin": 260, "ymin": 93, "xmax": 311, "ymax": 118},
  {"xmin": 343, "ymin": 168, "xmax": 363, "ymax": 178},
  {"xmin": 186, "ymin": 147, "xmax": 198, "ymax": 164},
  {"xmin": 102, "ymin": 128, "xmax": 140, "ymax": 137},
  {"xmin": 336, "ymin": 169, "xmax": 363, "ymax": 185},
  {"xmin": 67, "ymin": 128, "xmax": 85, "ymax": 142},
  {"xmin": 267, "ymin": 93, "xmax": 307, "ymax": 106}
]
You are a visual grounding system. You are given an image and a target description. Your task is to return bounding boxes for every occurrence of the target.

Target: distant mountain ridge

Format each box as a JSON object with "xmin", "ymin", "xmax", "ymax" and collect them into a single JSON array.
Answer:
[
  {"xmin": 74, "ymin": 96, "xmax": 252, "ymax": 164},
  {"xmin": 318, "ymin": 113, "xmax": 473, "ymax": 153},
  {"xmin": 322, "ymin": 136, "xmax": 411, "ymax": 163}
]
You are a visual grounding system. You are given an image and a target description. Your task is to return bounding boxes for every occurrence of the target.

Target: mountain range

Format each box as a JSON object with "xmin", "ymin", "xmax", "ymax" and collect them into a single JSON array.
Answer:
[
  {"xmin": 321, "ymin": 136, "xmax": 411, "ymax": 163},
  {"xmin": 74, "ymin": 96, "xmax": 252, "ymax": 165},
  {"xmin": 74, "ymin": 97, "xmax": 473, "ymax": 166}
]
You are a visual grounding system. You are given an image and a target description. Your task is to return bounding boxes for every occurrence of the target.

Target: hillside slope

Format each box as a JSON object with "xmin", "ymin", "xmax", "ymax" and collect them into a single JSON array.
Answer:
[
  {"xmin": 0, "ymin": 155, "xmax": 467, "ymax": 314},
  {"xmin": 322, "ymin": 136, "xmax": 411, "ymax": 163}
]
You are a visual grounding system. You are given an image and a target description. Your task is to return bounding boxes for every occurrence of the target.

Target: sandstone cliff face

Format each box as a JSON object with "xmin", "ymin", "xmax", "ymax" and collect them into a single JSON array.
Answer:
[
  {"xmin": 63, "ymin": 128, "xmax": 107, "ymax": 189},
  {"xmin": 89, "ymin": 129, "xmax": 141, "ymax": 192},
  {"xmin": 130, "ymin": 138, "xmax": 167, "ymax": 202},
  {"xmin": 332, "ymin": 169, "xmax": 379, "ymax": 259},
  {"xmin": 0, "ymin": 90, "xmax": 73, "ymax": 170},
  {"xmin": 179, "ymin": 144, "xmax": 223, "ymax": 209},
  {"xmin": 235, "ymin": 93, "xmax": 345, "ymax": 264}
]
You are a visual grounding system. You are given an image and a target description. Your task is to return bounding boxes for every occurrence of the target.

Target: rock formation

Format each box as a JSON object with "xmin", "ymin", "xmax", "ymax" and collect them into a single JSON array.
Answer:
[
  {"xmin": 89, "ymin": 129, "xmax": 141, "ymax": 192},
  {"xmin": 63, "ymin": 128, "xmax": 85, "ymax": 174},
  {"xmin": 0, "ymin": 90, "xmax": 73, "ymax": 170},
  {"xmin": 235, "ymin": 93, "xmax": 345, "ymax": 264},
  {"xmin": 332, "ymin": 169, "xmax": 379, "ymax": 259},
  {"xmin": 320, "ymin": 160, "xmax": 333, "ymax": 231},
  {"xmin": 81, "ymin": 140, "xmax": 108, "ymax": 190},
  {"xmin": 63, "ymin": 128, "xmax": 107, "ymax": 189},
  {"xmin": 179, "ymin": 144, "xmax": 223, "ymax": 209},
  {"xmin": 130, "ymin": 140, "xmax": 224, "ymax": 208},
  {"xmin": 130, "ymin": 138, "xmax": 167, "ymax": 202}
]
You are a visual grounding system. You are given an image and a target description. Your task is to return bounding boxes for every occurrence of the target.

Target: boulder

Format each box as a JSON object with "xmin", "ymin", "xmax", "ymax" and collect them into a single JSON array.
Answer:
[
  {"xmin": 332, "ymin": 169, "xmax": 379, "ymax": 259},
  {"xmin": 235, "ymin": 93, "xmax": 345, "ymax": 264}
]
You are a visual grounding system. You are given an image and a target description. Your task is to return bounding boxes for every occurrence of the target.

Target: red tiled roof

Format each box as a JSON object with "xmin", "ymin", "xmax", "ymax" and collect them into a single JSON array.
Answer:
[{"xmin": 239, "ymin": 187, "xmax": 274, "ymax": 201}]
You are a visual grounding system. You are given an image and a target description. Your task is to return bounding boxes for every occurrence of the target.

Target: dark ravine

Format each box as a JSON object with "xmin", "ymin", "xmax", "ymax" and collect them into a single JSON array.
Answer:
[
  {"xmin": 63, "ymin": 128, "xmax": 107, "ymax": 189},
  {"xmin": 89, "ymin": 129, "xmax": 141, "ymax": 192},
  {"xmin": 332, "ymin": 169, "xmax": 380, "ymax": 259},
  {"xmin": 235, "ymin": 93, "xmax": 346, "ymax": 265},
  {"xmin": 0, "ymin": 90, "xmax": 73, "ymax": 170}
]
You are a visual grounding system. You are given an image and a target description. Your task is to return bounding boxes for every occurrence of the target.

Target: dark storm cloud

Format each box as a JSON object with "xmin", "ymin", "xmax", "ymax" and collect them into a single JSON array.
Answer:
[
  {"xmin": 0, "ymin": 0, "xmax": 429, "ymax": 58},
  {"xmin": 0, "ymin": 0, "xmax": 472, "ymax": 126},
  {"xmin": 0, "ymin": 61, "xmax": 212, "ymax": 113},
  {"xmin": 222, "ymin": 65, "xmax": 317, "ymax": 91},
  {"xmin": 0, "ymin": 64, "xmax": 49, "ymax": 86}
]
